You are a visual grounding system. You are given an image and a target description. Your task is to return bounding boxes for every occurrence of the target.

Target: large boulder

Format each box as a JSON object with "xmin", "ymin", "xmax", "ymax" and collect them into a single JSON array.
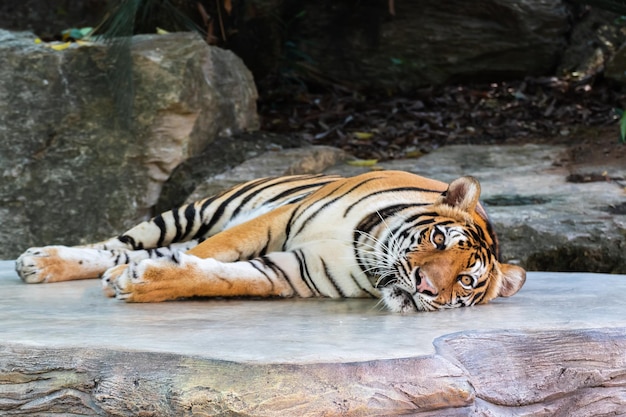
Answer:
[
  {"xmin": 559, "ymin": 7, "xmax": 626, "ymax": 79},
  {"xmin": 288, "ymin": 0, "xmax": 570, "ymax": 91},
  {"xmin": 0, "ymin": 30, "xmax": 258, "ymax": 259}
]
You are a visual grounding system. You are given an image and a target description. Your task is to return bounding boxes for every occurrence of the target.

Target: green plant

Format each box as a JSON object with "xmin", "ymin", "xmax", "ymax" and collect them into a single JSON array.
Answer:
[{"xmin": 615, "ymin": 108, "xmax": 626, "ymax": 143}]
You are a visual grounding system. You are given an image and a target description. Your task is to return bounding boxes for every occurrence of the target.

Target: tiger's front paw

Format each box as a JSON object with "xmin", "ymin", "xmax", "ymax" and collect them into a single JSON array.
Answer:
[
  {"xmin": 16, "ymin": 247, "xmax": 64, "ymax": 283},
  {"xmin": 110, "ymin": 255, "xmax": 183, "ymax": 302},
  {"xmin": 101, "ymin": 264, "xmax": 129, "ymax": 297}
]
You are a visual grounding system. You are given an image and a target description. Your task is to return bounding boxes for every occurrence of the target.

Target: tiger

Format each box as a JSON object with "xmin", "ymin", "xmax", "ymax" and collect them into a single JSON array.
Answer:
[{"xmin": 15, "ymin": 170, "xmax": 526, "ymax": 312}]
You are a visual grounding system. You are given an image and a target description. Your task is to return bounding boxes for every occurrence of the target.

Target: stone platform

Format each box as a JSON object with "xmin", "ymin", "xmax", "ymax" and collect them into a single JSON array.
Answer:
[{"xmin": 2, "ymin": 260, "xmax": 626, "ymax": 416}]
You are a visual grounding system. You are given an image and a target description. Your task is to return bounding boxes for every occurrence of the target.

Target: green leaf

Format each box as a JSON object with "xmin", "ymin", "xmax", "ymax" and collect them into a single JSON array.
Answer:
[
  {"xmin": 346, "ymin": 159, "xmax": 379, "ymax": 167},
  {"xmin": 619, "ymin": 112, "xmax": 626, "ymax": 143}
]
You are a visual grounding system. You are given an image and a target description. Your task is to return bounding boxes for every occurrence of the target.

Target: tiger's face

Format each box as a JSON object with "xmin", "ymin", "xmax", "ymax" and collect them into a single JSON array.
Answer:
[{"xmin": 371, "ymin": 176, "xmax": 526, "ymax": 313}]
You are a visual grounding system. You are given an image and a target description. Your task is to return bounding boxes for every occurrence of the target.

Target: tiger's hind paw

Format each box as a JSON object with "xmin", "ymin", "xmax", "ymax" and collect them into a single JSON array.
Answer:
[
  {"xmin": 111, "ymin": 260, "xmax": 150, "ymax": 302},
  {"xmin": 110, "ymin": 254, "xmax": 186, "ymax": 302},
  {"xmin": 101, "ymin": 264, "xmax": 129, "ymax": 297},
  {"xmin": 16, "ymin": 247, "xmax": 61, "ymax": 283}
]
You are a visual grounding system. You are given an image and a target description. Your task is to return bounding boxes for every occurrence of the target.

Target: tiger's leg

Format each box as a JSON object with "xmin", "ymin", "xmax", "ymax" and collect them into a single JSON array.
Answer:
[
  {"xmin": 16, "ymin": 241, "xmax": 201, "ymax": 284},
  {"xmin": 109, "ymin": 251, "xmax": 317, "ymax": 302},
  {"xmin": 102, "ymin": 205, "xmax": 297, "ymax": 297},
  {"xmin": 15, "ymin": 196, "xmax": 217, "ymax": 284}
]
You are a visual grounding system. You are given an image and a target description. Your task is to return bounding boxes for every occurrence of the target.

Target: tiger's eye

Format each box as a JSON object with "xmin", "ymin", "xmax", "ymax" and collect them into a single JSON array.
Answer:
[
  {"xmin": 432, "ymin": 230, "xmax": 445, "ymax": 245},
  {"xmin": 458, "ymin": 275, "xmax": 474, "ymax": 288}
]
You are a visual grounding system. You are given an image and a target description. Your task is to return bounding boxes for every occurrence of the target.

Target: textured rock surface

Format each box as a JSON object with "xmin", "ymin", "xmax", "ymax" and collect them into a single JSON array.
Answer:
[
  {"xmin": 155, "ymin": 131, "xmax": 309, "ymax": 212},
  {"xmin": 0, "ymin": 30, "xmax": 258, "ymax": 258},
  {"xmin": 605, "ymin": 41, "xmax": 626, "ymax": 84},
  {"xmin": 559, "ymin": 7, "xmax": 626, "ymax": 78},
  {"xmin": 2, "ymin": 261, "xmax": 626, "ymax": 416},
  {"xmin": 186, "ymin": 145, "xmax": 347, "ymax": 203},
  {"xmin": 293, "ymin": 0, "xmax": 570, "ymax": 90}
]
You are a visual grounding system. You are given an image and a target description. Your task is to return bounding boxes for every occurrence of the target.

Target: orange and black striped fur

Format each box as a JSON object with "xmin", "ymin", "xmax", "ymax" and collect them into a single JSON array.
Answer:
[{"xmin": 16, "ymin": 171, "xmax": 526, "ymax": 312}]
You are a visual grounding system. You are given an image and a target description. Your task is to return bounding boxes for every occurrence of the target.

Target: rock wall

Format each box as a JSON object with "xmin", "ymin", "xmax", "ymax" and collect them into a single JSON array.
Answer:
[
  {"xmin": 2, "ymin": 1, "xmax": 625, "ymax": 92},
  {"xmin": 0, "ymin": 30, "xmax": 258, "ymax": 258},
  {"xmin": 286, "ymin": 0, "xmax": 570, "ymax": 90}
]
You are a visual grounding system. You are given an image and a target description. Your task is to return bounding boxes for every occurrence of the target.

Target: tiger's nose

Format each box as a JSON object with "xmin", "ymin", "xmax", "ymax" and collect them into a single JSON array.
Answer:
[{"xmin": 413, "ymin": 268, "xmax": 438, "ymax": 296}]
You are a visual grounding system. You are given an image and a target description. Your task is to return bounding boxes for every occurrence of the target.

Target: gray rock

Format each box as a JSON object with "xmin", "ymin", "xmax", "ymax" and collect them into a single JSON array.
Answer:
[
  {"xmin": 156, "ymin": 131, "xmax": 310, "ymax": 212},
  {"xmin": 292, "ymin": 0, "xmax": 570, "ymax": 90},
  {"xmin": 558, "ymin": 7, "xmax": 626, "ymax": 78},
  {"xmin": 605, "ymin": 40, "xmax": 626, "ymax": 84},
  {"xmin": 0, "ymin": 30, "xmax": 258, "ymax": 258},
  {"xmin": 186, "ymin": 145, "xmax": 347, "ymax": 203}
]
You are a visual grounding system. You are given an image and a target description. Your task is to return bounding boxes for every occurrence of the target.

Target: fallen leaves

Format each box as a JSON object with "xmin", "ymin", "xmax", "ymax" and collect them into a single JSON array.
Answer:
[{"xmin": 259, "ymin": 76, "xmax": 624, "ymax": 160}]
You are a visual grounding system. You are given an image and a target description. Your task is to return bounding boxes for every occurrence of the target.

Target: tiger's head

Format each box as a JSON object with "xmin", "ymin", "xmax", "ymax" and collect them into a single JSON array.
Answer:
[{"xmin": 373, "ymin": 176, "xmax": 526, "ymax": 313}]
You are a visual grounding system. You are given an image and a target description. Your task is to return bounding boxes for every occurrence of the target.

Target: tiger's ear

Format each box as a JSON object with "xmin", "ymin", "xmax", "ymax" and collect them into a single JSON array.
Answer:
[
  {"xmin": 441, "ymin": 176, "xmax": 481, "ymax": 212},
  {"xmin": 498, "ymin": 263, "xmax": 526, "ymax": 297}
]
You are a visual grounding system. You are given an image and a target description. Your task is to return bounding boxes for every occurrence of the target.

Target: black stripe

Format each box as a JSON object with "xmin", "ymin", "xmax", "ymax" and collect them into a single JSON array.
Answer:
[
  {"xmin": 117, "ymin": 234, "xmax": 138, "ymax": 249},
  {"xmin": 465, "ymin": 227, "xmax": 490, "ymax": 255},
  {"xmin": 436, "ymin": 220, "xmax": 454, "ymax": 226},
  {"xmin": 231, "ymin": 176, "xmax": 325, "ymax": 219},
  {"xmin": 193, "ymin": 177, "xmax": 274, "ymax": 240},
  {"xmin": 320, "ymin": 259, "xmax": 345, "ymax": 297},
  {"xmin": 355, "ymin": 204, "xmax": 415, "ymax": 235},
  {"xmin": 282, "ymin": 208, "xmax": 299, "ymax": 251},
  {"xmin": 474, "ymin": 278, "xmax": 488, "ymax": 290},
  {"xmin": 477, "ymin": 202, "xmax": 500, "ymax": 260},
  {"xmin": 249, "ymin": 259, "xmax": 274, "ymax": 291},
  {"xmin": 293, "ymin": 178, "xmax": 381, "ymax": 235},
  {"xmin": 473, "ymin": 289, "xmax": 488, "ymax": 304},
  {"xmin": 147, "ymin": 248, "xmax": 163, "ymax": 257},
  {"xmin": 172, "ymin": 208, "xmax": 182, "ymax": 243},
  {"xmin": 265, "ymin": 181, "xmax": 330, "ymax": 205},
  {"xmin": 261, "ymin": 255, "xmax": 297, "ymax": 294},
  {"xmin": 182, "ymin": 203, "xmax": 197, "ymax": 240},
  {"xmin": 417, "ymin": 211, "xmax": 441, "ymax": 218},
  {"xmin": 397, "ymin": 211, "xmax": 434, "ymax": 226},
  {"xmin": 259, "ymin": 229, "xmax": 272, "ymax": 257},
  {"xmin": 154, "ymin": 215, "xmax": 167, "ymax": 247},
  {"xmin": 230, "ymin": 178, "xmax": 291, "ymax": 218},
  {"xmin": 344, "ymin": 187, "xmax": 441, "ymax": 217},
  {"xmin": 113, "ymin": 252, "xmax": 122, "ymax": 264},
  {"xmin": 295, "ymin": 249, "xmax": 320, "ymax": 295},
  {"xmin": 350, "ymin": 273, "xmax": 377, "ymax": 298}
]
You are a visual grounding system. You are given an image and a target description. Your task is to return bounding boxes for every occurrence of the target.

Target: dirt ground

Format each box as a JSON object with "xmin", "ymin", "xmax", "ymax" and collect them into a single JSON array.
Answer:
[{"xmin": 258, "ymin": 77, "xmax": 626, "ymax": 174}]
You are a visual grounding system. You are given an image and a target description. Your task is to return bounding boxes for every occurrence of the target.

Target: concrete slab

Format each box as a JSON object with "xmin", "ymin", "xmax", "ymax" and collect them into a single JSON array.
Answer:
[
  {"xmin": 1, "ymin": 260, "xmax": 625, "ymax": 363},
  {"xmin": 2, "ymin": 260, "xmax": 626, "ymax": 415}
]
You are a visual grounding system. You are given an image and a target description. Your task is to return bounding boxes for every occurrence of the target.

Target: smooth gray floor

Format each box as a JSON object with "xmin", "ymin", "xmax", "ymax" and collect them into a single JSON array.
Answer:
[{"xmin": 2, "ymin": 260, "xmax": 625, "ymax": 364}]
